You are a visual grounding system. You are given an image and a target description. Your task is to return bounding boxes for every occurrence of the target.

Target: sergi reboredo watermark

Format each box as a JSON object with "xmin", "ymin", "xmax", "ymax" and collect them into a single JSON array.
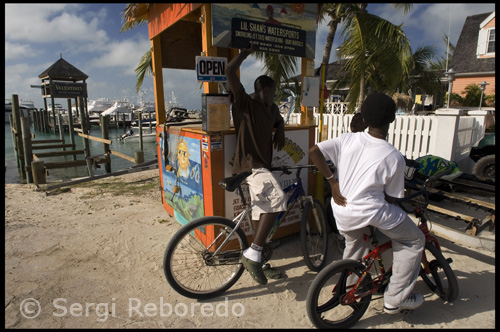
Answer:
[{"xmin": 20, "ymin": 297, "xmax": 245, "ymax": 322}]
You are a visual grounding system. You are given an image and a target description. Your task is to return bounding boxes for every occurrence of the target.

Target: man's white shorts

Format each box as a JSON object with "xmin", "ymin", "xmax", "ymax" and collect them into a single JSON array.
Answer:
[{"xmin": 246, "ymin": 168, "xmax": 287, "ymax": 220}]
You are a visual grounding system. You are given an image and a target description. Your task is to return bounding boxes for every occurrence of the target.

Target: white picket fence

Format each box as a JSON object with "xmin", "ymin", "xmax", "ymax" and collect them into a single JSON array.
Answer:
[{"xmin": 288, "ymin": 106, "xmax": 491, "ymax": 173}]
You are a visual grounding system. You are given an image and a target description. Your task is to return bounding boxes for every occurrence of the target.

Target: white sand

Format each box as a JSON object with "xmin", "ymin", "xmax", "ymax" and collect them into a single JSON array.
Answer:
[{"xmin": 4, "ymin": 169, "xmax": 495, "ymax": 328}]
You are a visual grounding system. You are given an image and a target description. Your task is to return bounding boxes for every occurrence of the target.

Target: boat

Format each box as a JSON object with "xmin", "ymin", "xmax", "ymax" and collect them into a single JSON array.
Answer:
[
  {"xmin": 87, "ymin": 98, "xmax": 114, "ymax": 126},
  {"xmin": 120, "ymin": 128, "xmax": 157, "ymax": 142},
  {"xmin": 5, "ymin": 99, "xmax": 36, "ymax": 123},
  {"xmin": 132, "ymin": 100, "xmax": 156, "ymax": 127},
  {"xmin": 101, "ymin": 99, "xmax": 135, "ymax": 127}
]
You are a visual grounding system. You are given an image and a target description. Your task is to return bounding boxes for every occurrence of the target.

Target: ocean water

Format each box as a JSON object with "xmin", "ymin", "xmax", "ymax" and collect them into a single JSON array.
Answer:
[{"xmin": 4, "ymin": 122, "xmax": 159, "ymax": 184}]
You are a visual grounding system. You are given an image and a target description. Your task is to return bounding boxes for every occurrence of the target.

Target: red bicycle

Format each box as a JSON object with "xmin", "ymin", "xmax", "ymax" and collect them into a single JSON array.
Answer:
[{"xmin": 306, "ymin": 167, "xmax": 459, "ymax": 329}]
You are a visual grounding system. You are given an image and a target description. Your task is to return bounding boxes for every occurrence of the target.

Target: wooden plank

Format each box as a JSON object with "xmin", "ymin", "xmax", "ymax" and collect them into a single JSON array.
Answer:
[
  {"xmin": 109, "ymin": 149, "xmax": 135, "ymax": 163},
  {"xmin": 77, "ymin": 132, "xmax": 112, "ymax": 145},
  {"xmin": 31, "ymin": 139, "xmax": 63, "ymax": 144},
  {"xmin": 44, "ymin": 156, "xmax": 111, "ymax": 169},
  {"xmin": 33, "ymin": 150, "xmax": 86, "ymax": 158},
  {"xmin": 427, "ymin": 187, "xmax": 495, "ymax": 211},
  {"xmin": 31, "ymin": 143, "xmax": 75, "ymax": 150},
  {"xmin": 44, "ymin": 160, "xmax": 88, "ymax": 169},
  {"xmin": 427, "ymin": 204, "xmax": 478, "ymax": 223}
]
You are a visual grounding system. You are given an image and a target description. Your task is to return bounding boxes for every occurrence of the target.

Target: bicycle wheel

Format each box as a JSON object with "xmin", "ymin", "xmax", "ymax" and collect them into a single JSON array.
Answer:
[
  {"xmin": 163, "ymin": 217, "xmax": 249, "ymax": 299},
  {"xmin": 306, "ymin": 259, "xmax": 373, "ymax": 329},
  {"xmin": 420, "ymin": 241, "xmax": 459, "ymax": 302},
  {"xmin": 301, "ymin": 198, "xmax": 328, "ymax": 272}
]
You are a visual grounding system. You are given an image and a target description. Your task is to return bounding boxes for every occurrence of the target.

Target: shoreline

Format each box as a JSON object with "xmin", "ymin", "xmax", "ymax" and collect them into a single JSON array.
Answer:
[{"xmin": 5, "ymin": 169, "xmax": 495, "ymax": 328}]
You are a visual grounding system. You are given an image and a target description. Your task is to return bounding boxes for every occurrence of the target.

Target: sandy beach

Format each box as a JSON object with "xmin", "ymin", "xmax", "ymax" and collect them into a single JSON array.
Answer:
[{"xmin": 4, "ymin": 169, "xmax": 495, "ymax": 328}]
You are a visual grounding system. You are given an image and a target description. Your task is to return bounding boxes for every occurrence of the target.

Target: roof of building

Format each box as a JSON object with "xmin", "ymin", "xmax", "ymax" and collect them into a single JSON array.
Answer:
[
  {"xmin": 38, "ymin": 57, "xmax": 89, "ymax": 81},
  {"xmin": 449, "ymin": 12, "xmax": 495, "ymax": 74}
]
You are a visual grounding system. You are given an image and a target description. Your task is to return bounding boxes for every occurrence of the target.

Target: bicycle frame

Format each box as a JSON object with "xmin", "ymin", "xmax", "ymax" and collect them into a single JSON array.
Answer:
[
  {"xmin": 207, "ymin": 166, "xmax": 316, "ymax": 257},
  {"xmin": 342, "ymin": 204, "xmax": 444, "ymax": 305}
]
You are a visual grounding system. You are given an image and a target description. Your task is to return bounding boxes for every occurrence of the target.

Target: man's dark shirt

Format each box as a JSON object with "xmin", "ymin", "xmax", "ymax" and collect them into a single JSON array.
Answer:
[{"xmin": 231, "ymin": 88, "xmax": 284, "ymax": 174}]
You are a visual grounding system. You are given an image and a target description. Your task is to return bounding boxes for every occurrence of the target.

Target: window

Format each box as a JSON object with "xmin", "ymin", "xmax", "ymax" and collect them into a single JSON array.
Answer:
[{"xmin": 487, "ymin": 28, "xmax": 495, "ymax": 53}]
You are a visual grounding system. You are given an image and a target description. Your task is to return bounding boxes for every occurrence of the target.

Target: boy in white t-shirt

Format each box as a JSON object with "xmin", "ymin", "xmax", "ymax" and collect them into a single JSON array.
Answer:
[{"xmin": 309, "ymin": 92, "xmax": 425, "ymax": 314}]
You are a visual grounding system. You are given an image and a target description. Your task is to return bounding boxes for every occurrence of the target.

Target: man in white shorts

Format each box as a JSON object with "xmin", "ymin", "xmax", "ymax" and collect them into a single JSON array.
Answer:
[
  {"xmin": 309, "ymin": 92, "xmax": 426, "ymax": 314},
  {"xmin": 226, "ymin": 45, "xmax": 287, "ymax": 285}
]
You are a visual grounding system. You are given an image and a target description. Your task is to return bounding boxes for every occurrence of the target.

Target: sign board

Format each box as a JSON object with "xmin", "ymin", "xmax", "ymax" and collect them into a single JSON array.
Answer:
[
  {"xmin": 48, "ymin": 82, "xmax": 87, "ymax": 98},
  {"xmin": 212, "ymin": 3, "xmax": 317, "ymax": 58},
  {"xmin": 196, "ymin": 56, "xmax": 227, "ymax": 82},
  {"xmin": 201, "ymin": 94, "xmax": 231, "ymax": 132}
]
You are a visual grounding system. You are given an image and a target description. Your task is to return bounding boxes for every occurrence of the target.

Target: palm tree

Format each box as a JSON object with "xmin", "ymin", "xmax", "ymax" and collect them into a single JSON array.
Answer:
[
  {"xmin": 318, "ymin": 4, "xmax": 367, "ymax": 87},
  {"xmin": 450, "ymin": 83, "xmax": 495, "ymax": 107},
  {"xmin": 403, "ymin": 45, "xmax": 442, "ymax": 104},
  {"xmin": 317, "ymin": 4, "xmax": 414, "ymax": 112},
  {"xmin": 121, "ymin": 4, "xmax": 151, "ymax": 93},
  {"xmin": 333, "ymin": 11, "xmax": 412, "ymax": 112}
]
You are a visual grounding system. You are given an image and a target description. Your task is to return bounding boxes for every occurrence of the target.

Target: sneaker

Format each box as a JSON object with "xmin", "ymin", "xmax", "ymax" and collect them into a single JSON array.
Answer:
[{"xmin": 384, "ymin": 293, "xmax": 424, "ymax": 314}]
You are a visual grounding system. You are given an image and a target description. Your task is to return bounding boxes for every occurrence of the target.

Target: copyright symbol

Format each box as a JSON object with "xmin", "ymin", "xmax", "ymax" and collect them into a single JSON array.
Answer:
[{"xmin": 20, "ymin": 298, "xmax": 41, "ymax": 319}]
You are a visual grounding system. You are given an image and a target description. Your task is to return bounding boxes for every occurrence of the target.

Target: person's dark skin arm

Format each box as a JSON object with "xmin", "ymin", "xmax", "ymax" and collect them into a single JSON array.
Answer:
[
  {"xmin": 226, "ymin": 46, "xmax": 254, "ymax": 97},
  {"xmin": 309, "ymin": 145, "xmax": 347, "ymax": 207},
  {"xmin": 273, "ymin": 116, "xmax": 285, "ymax": 151},
  {"xmin": 385, "ymin": 194, "xmax": 398, "ymax": 205}
]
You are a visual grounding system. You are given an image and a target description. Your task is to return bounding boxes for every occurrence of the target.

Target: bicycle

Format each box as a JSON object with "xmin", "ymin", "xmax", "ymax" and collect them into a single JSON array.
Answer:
[
  {"xmin": 163, "ymin": 165, "xmax": 328, "ymax": 299},
  {"xmin": 306, "ymin": 167, "xmax": 459, "ymax": 329}
]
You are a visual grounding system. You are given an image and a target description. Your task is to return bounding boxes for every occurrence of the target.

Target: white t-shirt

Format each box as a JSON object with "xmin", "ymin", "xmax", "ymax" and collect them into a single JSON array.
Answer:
[{"xmin": 317, "ymin": 132, "xmax": 406, "ymax": 232}]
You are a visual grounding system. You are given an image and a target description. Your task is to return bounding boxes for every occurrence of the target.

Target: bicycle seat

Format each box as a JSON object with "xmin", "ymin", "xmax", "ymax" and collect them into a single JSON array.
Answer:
[{"xmin": 219, "ymin": 171, "xmax": 252, "ymax": 192}]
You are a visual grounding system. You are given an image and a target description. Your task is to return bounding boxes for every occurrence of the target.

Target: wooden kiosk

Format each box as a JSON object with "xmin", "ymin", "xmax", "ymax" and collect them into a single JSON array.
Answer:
[{"xmin": 130, "ymin": 3, "xmax": 320, "ymax": 239}]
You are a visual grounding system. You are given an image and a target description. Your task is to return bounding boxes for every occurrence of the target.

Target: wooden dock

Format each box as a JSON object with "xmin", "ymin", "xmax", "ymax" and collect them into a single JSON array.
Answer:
[{"xmin": 8, "ymin": 94, "xmax": 148, "ymax": 185}]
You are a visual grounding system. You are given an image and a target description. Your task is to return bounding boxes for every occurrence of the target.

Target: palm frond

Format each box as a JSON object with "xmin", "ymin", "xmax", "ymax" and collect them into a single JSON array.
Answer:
[{"xmin": 134, "ymin": 48, "xmax": 153, "ymax": 93}]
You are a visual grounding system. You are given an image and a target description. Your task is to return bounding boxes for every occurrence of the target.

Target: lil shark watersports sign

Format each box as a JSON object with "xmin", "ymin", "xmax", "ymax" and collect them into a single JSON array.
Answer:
[{"xmin": 211, "ymin": 3, "xmax": 317, "ymax": 58}]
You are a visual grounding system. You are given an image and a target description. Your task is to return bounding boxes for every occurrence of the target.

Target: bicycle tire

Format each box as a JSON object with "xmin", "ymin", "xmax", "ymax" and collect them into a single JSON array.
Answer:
[
  {"xmin": 163, "ymin": 217, "xmax": 249, "ymax": 299},
  {"xmin": 420, "ymin": 241, "xmax": 459, "ymax": 302},
  {"xmin": 301, "ymin": 198, "xmax": 328, "ymax": 272},
  {"xmin": 306, "ymin": 259, "xmax": 372, "ymax": 329}
]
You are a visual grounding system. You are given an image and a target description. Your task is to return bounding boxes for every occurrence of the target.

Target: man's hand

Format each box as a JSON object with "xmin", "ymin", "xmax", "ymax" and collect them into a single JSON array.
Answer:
[
  {"xmin": 240, "ymin": 44, "xmax": 255, "ymax": 58},
  {"xmin": 330, "ymin": 181, "xmax": 347, "ymax": 207},
  {"xmin": 273, "ymin": 129, "xmax": 285, "ymax": 151}
]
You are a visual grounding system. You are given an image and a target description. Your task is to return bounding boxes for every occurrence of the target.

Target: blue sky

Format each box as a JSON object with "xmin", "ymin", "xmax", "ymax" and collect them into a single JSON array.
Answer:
[{"xmin": 5, "ymin": 3, "xmax": 495, "ymax": 111}]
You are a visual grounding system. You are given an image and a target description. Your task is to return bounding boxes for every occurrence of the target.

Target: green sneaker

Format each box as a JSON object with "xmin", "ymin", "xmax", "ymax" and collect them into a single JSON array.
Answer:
[{"xmin": 241, "ymin": 255, "xmax": 268, "ymax": 285}]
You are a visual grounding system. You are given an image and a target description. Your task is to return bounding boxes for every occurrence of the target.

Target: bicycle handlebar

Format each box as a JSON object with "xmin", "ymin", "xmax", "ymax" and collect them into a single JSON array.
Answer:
[
  {"xmin": 270, "ymin": 164, "xmax": 318, "ymax": 172},
  {"xmin": 396, "ymin": 165, "xmax": 455, "ymax": 213}
]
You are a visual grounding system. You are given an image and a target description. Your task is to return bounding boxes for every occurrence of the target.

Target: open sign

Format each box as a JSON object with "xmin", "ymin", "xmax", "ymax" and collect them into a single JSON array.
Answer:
[{"xmin": 196, "ymin": 56, "xmax": 227, "ymax": 82}]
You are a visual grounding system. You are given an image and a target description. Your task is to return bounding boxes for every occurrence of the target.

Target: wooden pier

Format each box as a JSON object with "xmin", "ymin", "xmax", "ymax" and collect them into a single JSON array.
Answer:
[{"xmin": 8, "ymin": 94, "xmax": 148, "ymax": 185}]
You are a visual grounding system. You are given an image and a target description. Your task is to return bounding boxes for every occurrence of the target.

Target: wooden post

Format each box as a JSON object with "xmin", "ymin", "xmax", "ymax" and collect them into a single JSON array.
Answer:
[
  {"xmin": 33, "ymin": 110, "xmax": 38, "ymax": 131},
  {"xmin": 122, "ymin": 113, "xmax": 126, "ymax": 132},
  {"xmin": 138, "ymin": 111, "xmax": 144, "ymax": 151},
  {"xmin": 42, "ymin": 97, "xmax": 48, "ymax": 132},
  {"xmin": 58, "ymin": 113, "xmax": 66, "ymax": 151},
  {"xmin": 12, "ymin": 95, "xmax": 25, "ymax": 174},
  {"xmin": 135, "ymin": 151, "xmax": 144, "ymax": 165},
  {"xmin": 50, "ymin": 84, "xmax": 57, "ymax": 131},
  {"xmin": 31, "ymin": 160, "xmax": 46, "ymax": 185},
  {"xmin": 21, "ymin": 116, "xmax": 33, "ymax": 183},
  {"xmin": 79, "ymin": 96, "xmax": 91, "ymax": 177},
  {"xmin": 101, "ymin": 115, "xmax": 111, "ymax": 173},
  {"xmin": 151, "ymin": 35, "xmax": 165, "ymax": 124},
  {"xmin": 67, "ymin": 98, "xmax": 76, "ymax": 161}
]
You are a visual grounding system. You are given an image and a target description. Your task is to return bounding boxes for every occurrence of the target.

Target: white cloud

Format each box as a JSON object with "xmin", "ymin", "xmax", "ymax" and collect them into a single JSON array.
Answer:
[
  {"xmin": 5, "ymin": 4, "xmax": 109, "ymax": 51},
  {"xmin": 372, "ymin": 3, "xmax": 495, "ymax": 54},
  {"xmin": 5, "ymin": 42, "xmax": 39, "ymax": 60},
  {"xmin": 89, "ymin": 38, "xmax": 151, "ymax": 74}
]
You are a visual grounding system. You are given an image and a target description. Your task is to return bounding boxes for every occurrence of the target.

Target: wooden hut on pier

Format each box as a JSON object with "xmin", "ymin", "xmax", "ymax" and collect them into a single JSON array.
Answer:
[{"xmin": 37, "ymin": 56, "xmax": 89, "ymax": 132}]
